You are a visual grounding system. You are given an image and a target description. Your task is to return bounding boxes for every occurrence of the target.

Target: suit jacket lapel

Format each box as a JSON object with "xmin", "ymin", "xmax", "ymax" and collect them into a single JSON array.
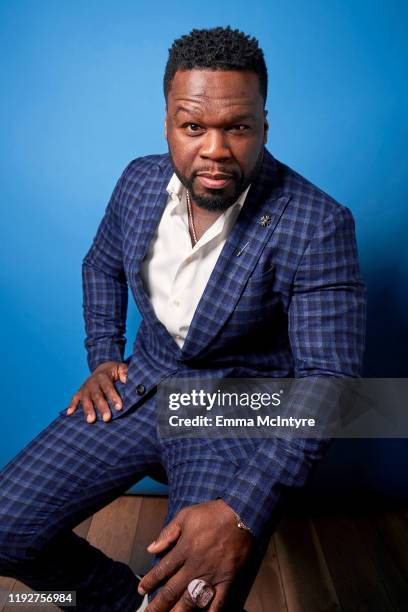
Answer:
[
  {"xmin": 129, "ymin": 158, "xmax": 181, "ymax": 348},
  {"xmin": 181, "ymin": 149, "xmax": 291, "ymax": 359},
  {"xmin": 131, "ymin": 158, "xmax": 174, "ymax": 268}
]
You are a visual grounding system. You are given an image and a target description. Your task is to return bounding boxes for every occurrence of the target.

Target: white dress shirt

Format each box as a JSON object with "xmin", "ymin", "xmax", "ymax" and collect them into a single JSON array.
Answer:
[{"xmin": 140, "ymin": 173, "xmax": 250, "ymax": 347}]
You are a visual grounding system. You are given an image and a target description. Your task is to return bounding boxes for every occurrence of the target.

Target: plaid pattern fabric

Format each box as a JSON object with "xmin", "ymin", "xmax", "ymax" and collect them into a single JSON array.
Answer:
[
  {"xmin": 0, "ymin": 148, "xmax": 365, "ymax": 606},
  {"xmin": 0, "ymin": 150, "xmax": 365, "ymax": 612},
  {"xmin": 0, "ymin": 397, "xmax": 159, "ymax": 611},
  {"xmin": 0, "ymin": 397, "xmax": 245, "ymax": 610},
  {"xmin": 81, "ymin": 148, "xmax": 365, "ymax": 538}
]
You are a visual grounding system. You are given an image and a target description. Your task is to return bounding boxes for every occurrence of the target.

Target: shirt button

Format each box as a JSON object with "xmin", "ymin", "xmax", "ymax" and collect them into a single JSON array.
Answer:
[
  {"xmin": 186, "ymin": 256, "xmax": 192, "ymax": 264},
  {"xmin": 173, "ymin": 299, "xmax": 181, "ymax": 307},
  {"xmin": 136, "ymin": 384, "xmax": 146, "ymax": 396}
]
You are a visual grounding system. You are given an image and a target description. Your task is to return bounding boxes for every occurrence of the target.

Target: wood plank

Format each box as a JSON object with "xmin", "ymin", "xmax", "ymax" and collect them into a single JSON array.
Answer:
[
  {"xmin": 73, "ymin": 516, "xmax": 93, "ymax": 539},
  {"xmin": 354, "ymin": 510, "xmax": 408, "ymax": 609},
  {"xmin": 313, "ymin": 512, "xmax": 396, "ymax": 612},
  {"xmin": 128, "ymin": 496, "xmax": 168, "ymax": 576},
  {"xmin": 86, "ymin": 495, "xmax": 142, "ymax": 565},
  {"xmin": 245, "ymin": 536, "xmax": 288, "ymax": 612},
  {"xmin": 0, "ymin": 578, "xmax": 16, "ymax": 612},
  {"xmin": 376, "ymin": 510, "xmax": 408, "ymax": 578},
  {"xmin": 274, "ymin": 514, "xmax": 341, "ymax": 612}
]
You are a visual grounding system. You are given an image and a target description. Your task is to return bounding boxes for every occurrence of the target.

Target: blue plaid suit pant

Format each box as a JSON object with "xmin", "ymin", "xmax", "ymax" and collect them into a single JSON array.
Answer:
[{"xmin": 0, "ymin": 398, "xmax": 245, "ymax": 611}]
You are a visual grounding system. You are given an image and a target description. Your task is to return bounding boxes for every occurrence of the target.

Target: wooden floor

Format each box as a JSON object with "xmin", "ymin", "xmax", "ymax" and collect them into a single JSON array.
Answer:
[{"xmin": 1, "ymin": 496, "xmax": 407, "ymax": 611}]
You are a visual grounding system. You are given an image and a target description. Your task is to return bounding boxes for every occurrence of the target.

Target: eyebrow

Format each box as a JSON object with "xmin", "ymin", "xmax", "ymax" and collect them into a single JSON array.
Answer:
[
  {"xmin": 174, "ymin": 106, "xmax": 195, "ymax": 118},
  {"xmin": 174, "ymin": 106, "xmax": 256, "ymax": 122}
]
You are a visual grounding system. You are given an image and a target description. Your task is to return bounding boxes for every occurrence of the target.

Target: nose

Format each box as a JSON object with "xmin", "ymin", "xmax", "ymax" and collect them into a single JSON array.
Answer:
[{"xmin": 200, "ymin": 129, "xmax": 232, "ymax": 161}]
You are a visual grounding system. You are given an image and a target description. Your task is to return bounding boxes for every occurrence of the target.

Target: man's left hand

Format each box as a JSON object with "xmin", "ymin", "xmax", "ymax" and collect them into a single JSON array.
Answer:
[{"xmin": 138, "ymin": 499, "xmax": 254, "ymax": 611}]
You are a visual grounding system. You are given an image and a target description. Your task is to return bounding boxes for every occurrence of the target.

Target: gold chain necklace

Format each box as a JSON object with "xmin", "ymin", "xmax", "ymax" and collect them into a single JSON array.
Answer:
[{"xmin": 186, "ymin": 190, "xmax": 198, "ymax": 245}]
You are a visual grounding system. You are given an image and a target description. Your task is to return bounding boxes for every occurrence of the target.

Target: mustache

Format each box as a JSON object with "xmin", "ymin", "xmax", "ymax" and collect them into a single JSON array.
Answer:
[{"xmin": 193, "ymin": 168, "xmax": 239, "ymax": 178}]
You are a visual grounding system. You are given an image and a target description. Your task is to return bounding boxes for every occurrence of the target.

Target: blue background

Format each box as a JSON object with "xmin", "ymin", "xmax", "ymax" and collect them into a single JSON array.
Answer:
[{"xmin": 1, "ymin": 0, "xmax": 407, "ymax": 499}]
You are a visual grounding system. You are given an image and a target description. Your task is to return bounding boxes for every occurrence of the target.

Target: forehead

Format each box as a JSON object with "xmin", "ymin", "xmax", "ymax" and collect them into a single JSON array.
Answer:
[{"xmin": 167, "ymin": 69, "xmax": 264, "ymax": 115}]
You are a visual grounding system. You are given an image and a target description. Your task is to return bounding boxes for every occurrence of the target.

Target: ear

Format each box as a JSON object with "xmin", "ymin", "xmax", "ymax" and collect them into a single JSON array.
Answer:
[
  {"xmin": 263, "ymin": 109, "xmax": 269, "ymax": 145},
  {"xmin": 164, "ymin": 114, "xmax": 168, "ymax": 141}
]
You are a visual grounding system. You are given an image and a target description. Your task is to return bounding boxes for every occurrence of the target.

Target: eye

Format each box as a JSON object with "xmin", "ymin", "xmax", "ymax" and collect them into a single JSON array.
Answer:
[
  {"xmin": 184, "ymin": 123, "xmax": 204, "ymax": 134},
  {"xmin": 229, "ymin": 124, "xmax": 250, "ymax": 132}
]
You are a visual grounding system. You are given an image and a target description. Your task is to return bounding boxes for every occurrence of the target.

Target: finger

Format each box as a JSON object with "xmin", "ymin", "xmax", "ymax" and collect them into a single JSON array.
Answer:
[
  {"xmin": 171, "ymin": 579, "xmax": 219, "ymax": 612},
  {"xmin": 81, "ymin": 396, "xmax": 97, "ymax": 423},
  {"xmin": 208, "ymin": 583, "xmax": 229, "ymax": 611},
  {"xmin": 118, "ymin": 362, "xmax": 128, "ymax": 384},
  {"xmin": 147, "ymin": 516, "xmax": 183, "ymax": 554},
  {"xmin": 100, "ymin": 379, "xmax": 123, "ymax": 411},
  {"xmin": 93, "ymin": 371, "xmax": 121, "ymax": 414},
  {"xmin": 144, "ymin": 570, "xmax": 191, "ymax": 612},
  {"xmin": 139, "ymin": 548, "xmax": 184, "ymax": 596},
  {"xmin": 170, "ymin": 588, "xmax": 201, "ymax": 611},
  {"xmin": 66, "ymin": 393, "xmax": 80, "ymax": 415},
  {"xmin": 91, "ymin": 389, "xmax": 112, "ymax": 422}
]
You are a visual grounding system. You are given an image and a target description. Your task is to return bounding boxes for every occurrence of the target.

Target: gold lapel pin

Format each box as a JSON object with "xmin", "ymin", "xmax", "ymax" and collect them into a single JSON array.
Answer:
[{"xmin": 260, "ymin": 214, "xmax": 271, "ymax": 227}]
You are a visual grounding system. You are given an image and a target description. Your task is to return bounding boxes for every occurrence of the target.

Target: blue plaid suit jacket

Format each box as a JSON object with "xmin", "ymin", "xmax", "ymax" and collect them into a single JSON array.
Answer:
[{"xmin": 82, "ymin": 147, "xmax": 366, "ymax": 541}]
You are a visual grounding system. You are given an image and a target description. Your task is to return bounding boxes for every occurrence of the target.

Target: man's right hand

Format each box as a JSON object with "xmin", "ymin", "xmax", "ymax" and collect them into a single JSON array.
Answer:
[{"xmin": 66, "ymin": 361, "xmax": 128, "ymax": 424}]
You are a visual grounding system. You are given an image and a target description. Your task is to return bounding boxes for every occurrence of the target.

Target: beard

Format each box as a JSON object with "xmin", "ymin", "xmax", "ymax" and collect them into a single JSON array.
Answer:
[{"xmin": 168, "ymin": 148, "xmax": 264, "ymax": 212}]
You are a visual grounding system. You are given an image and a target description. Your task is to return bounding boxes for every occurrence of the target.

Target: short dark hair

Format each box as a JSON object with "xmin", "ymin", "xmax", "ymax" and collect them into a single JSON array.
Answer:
[{"xmin": 163, "ymin": 26, "xmax": 268, "ymax": 105}]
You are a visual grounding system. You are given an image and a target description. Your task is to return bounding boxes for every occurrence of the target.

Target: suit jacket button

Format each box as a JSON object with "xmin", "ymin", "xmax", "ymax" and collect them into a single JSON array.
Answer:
[{"xmin": 136, "ymin": 384, "xmax": 146, "ymax": 396}]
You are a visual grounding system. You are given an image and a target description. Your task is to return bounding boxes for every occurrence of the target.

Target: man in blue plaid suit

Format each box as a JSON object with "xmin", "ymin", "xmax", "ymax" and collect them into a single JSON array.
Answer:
[{"xmin": 0, "ymin": 27, "xmax": 365, "ymax": 611}]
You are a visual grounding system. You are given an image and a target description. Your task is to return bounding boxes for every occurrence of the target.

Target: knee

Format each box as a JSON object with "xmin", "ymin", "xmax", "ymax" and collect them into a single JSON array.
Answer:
[{"xmin": 0, "ymin": 516, "xmax": 38, "ymax": 576}]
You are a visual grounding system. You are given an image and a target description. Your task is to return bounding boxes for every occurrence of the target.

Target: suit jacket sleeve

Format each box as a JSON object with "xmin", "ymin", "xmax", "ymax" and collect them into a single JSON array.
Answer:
[
  {"xmin": 82, "ymin": 164, "xmax": 131, "ymax": 372},
  {"xmin": 220, "ymin": 205, "xmax": 366, "ymax": 546}
]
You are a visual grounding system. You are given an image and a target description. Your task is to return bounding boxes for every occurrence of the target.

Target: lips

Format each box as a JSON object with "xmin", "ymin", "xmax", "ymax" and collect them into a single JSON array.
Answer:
[{"xmin": 196, "ymin": 172, "xmax": 233, "ymax": 189}]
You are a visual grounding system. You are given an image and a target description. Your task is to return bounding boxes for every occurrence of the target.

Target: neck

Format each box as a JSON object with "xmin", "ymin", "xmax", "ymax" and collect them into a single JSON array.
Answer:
[{"xmin": 186, "ymin": 191, "xmax": 224, "ymax": 245}]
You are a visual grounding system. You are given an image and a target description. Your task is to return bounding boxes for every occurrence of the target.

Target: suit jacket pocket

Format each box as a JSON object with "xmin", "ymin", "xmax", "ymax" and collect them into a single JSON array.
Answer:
[{"xmin": 247, "ymin": 264, "xmax": 275, "ymax": 282}]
